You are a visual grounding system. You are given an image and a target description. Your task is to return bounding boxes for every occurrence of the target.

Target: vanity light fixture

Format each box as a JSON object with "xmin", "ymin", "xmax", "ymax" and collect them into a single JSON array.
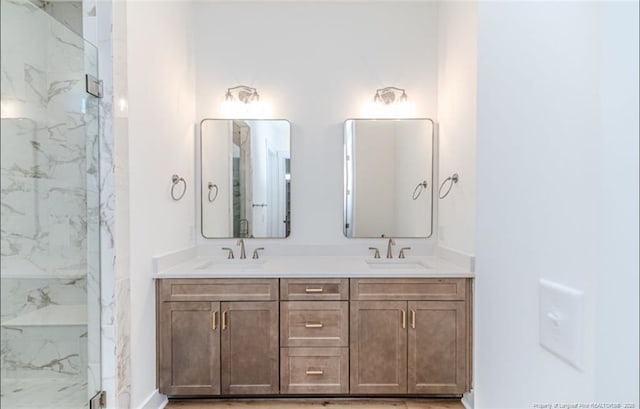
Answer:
[
  {"xmin": 362, "ymin": 86, "xmax": 414, "ymax": 118},
  {"xmin": 373, "ymin": 86, "xmax": 408, "ymax": 105},
  {"xmin": 225, "ymin": 85, "xmax": 260, "ymax": 104},
  {"xmin": 221, "ymin": 85, "xmax": 270, "ymax": 118}
]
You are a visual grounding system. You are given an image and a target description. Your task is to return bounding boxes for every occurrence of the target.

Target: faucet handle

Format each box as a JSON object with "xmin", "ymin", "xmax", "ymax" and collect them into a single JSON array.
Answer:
[
  {"xmin": 252, "ymin": 247, "xmax": 265, "ymax": 259},
  {"xmin": 368, "ymin": 247, "xmax": 381, "ymax": 259},
  {"xmin": 222, "ymin": 247, "xmax": 235, "ymax": 259},
  {"xmin": 398, "ymin": 247, "xmax": 411, "ymax": 259}
]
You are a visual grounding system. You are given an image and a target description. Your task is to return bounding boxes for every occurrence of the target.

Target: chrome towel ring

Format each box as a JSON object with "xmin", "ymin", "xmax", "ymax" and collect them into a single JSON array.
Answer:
[
  {"xmin": 171, "ymin": 174, "xmax": 187, "ymax": 201},
  {"xmin": 412, "ymin": 181, "xmax": 428, "ymax": 200},
  {"xmin": 207, "ymin": 182, "xmax": 219, "ymax": 203},
  {"xmin": 439, "ymin": 173, "xmax": 459, "ymax": 199}
]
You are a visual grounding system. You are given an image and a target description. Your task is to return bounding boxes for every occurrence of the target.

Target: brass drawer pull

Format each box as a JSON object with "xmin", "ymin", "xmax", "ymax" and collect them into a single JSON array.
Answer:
[
  {"xmin": 401, "ymin": 309, "xmax": 406, "ymax": 329},
  {"xmin": 212, "ymin": 311, "xmax": 217, "ymax": 330},
  {"xmin": 411, "ymin": 310, "xmax": 416, "ymax": 329},
  {"xmin": 305, "ymin": 322, "xmax": 324, "ymax": 328},
  {"xmin": 305, "ymin": 288, "xmax": 324, "ymax": 293},
  {"xmin": 306, "ymin": 369, "xmax": 324, "ymax": 375},
  {"xmin": 222, "ymin": 310, "xmax": 227, "ymax": 330}
]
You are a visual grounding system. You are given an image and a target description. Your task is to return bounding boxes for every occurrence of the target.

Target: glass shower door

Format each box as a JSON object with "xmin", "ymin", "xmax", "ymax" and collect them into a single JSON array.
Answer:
[{"xmin": 0, "ymin": 0, "xmax": 101, "ymax": 408}]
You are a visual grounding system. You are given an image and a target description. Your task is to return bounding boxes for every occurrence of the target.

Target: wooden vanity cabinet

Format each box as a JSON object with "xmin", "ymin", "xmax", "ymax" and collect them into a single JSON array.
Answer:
[
  {"xmin": 350, "ymin": 279, "xmax": 469, "ymax": 395},
  {"xmin": 157, "ymin": 279, "xmax": 279, "ymax": 396},
  {"xmin": 158, "ymin": 277, "xmax": 471, "ymax": 398}
]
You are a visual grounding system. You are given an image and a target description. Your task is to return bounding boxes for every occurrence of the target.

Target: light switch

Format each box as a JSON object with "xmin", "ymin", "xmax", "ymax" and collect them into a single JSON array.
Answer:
[{"xmin": 539, "ymin": 279, "xmax": 584, "ymax": 370}]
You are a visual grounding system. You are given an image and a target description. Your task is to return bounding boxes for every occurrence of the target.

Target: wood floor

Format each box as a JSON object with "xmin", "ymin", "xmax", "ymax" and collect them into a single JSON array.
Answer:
[{"xmin": 166, "ymin": 399, "xmax": 464, "ymax": 409}]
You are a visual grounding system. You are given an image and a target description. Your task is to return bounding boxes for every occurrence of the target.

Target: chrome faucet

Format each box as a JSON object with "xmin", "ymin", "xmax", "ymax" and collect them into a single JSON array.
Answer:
[
  {"xmin": 386, "ymin": 238, "xmax": 395, "ymax": 259},
  {"xmin": 237, "ymin": 239, "xmax": 246, "ymax": 259}
]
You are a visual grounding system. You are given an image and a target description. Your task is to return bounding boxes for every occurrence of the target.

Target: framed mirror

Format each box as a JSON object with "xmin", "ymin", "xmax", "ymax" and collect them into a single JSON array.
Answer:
[
  {"xmin": 343, "ymin": 118, "xmax": 434, "ymax": 238},
  {"xmin": 200, "ymin": 119, "xmax": 291, "ymax": 238}
]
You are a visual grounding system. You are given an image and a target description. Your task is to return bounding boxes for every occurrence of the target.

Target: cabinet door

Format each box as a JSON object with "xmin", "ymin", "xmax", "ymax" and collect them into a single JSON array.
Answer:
[
  {"xmin": 221, "ymin": 301, "xmax": 279, "ymax": 394},
  {"xmin": 408, "ymin": 301, "xmax": 466, "ymax": 394},
  {"xmin": 158, "ymin": 301, "xmax": 220, "ymax": 396},
  {"xmin": 350, "ymin": 301, "xmax": 407, "ymax": 394}
]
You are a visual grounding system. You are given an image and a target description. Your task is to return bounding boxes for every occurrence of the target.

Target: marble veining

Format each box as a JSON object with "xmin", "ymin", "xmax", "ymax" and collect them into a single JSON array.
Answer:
[
  {"xmin": 1, "ymin": 304, "xmax": 86, "ymax": 326},
  {"xmin": 0, "ymin": 276, "xmax": 86, "ymax": 322},
  {"xmin": 1, "ymin": 0, "xmax": 100, "ymax": 407},
  {"xmin": 1, "ymin": 324, "xmax": 87, "ymax": 377},
  {"xmin": 1, "ymin": 377, "xmax": 87, "ymax": 409},
  {"xmin": 77, "ymin": 0, "xmax": 126, "ymax": 404}
]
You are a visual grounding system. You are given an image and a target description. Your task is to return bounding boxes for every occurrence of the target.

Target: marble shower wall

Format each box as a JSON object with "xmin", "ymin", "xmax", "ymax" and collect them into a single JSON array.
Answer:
[
  {"xmin": 83, "ymin": 0, "xmax": 131, "ymax": 407},
  {"xmin": 0, "ymin": 0, "xmax": 99, "ymax": 398}
]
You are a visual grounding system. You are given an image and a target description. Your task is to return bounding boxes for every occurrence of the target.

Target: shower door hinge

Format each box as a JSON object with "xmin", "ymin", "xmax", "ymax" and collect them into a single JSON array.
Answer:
[
  {"xmin": 86, "ymin": 74, "xmax": 103, "ymax": 98},
  {"xmin": 89, "ymin": 390, "xmax": 106, "ymax": 409}
]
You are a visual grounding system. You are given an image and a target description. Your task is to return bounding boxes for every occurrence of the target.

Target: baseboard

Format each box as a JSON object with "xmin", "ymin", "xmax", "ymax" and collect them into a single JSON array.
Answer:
[
  {"xmin": 136, "ymin": 389, "xmax": 168, "ymax": 409},
  {"xmin": 462, "ymin": 390, "xmax": 474, "ymax": 409}
]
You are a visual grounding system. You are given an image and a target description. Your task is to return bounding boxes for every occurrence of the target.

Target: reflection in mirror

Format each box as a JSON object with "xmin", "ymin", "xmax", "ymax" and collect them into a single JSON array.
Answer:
[
  {"xmin": 201, "ymin": 119, "xmax": 291, "ymax": 238},
  {"xmin": 344, "ymin": 119, "xmax": 434, "ymax": 238}
]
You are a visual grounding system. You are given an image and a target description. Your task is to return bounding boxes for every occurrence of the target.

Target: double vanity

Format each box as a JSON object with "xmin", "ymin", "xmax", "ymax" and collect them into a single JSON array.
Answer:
[
  {"xmin": 154, "ymin": 116, "xmax": 473, "ymax": 399},
  {"xmin": 154, "ymin": 252, "xmax": 473, "ymax": 398}
]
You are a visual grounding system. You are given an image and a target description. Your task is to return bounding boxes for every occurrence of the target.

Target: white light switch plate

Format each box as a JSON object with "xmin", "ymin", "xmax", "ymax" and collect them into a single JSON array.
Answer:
[{"xmin": 539, "ymin": 279, "xmax": 584, "ymax": 370}]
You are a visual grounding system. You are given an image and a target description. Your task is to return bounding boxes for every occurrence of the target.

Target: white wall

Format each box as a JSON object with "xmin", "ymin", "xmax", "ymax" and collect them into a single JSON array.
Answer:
[
  {"xmin": 475, "ymin": 1, "xmax": 639, "ymax": 407},
  {"xmin": 193, "ymin": 2, "xmax": 439, "ymax": 247},
  {"xmin": 596, "ymin": 1, "xmax": 639, "ymax": 403},
  {"xmin": 436, "ymin": 1, "xmax": 477, "ymax": 256},
  {"xmin": 125, "ymin": 1, "xmax": 196, "ymax": 407}
]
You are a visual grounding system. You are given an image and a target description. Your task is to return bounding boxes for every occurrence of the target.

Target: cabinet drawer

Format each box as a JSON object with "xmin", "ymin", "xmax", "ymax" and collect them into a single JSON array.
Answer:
[
  {"xmin": 280, "ymin": 279, "xmax": 348, "ymax": 301},
  {"xmin": 350, "ymin": 278, "xmax": 466, "ymax": 301},
  {"xmin": 158, "ymin": 279, "xmax": 278, "ymax": 302},
  {"xmin": 280, "ymin": 347, "xmax": 348, "ymax": 394},
  {"xmin": 281, "ymin": 301, "xmax": 348, "ymax": 347}
]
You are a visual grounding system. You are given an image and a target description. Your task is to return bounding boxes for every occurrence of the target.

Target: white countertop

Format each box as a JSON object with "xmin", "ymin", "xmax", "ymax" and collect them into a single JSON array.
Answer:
[{"xmin": 153, "ymin": 255, "xmax": 474, "ymax": 279}]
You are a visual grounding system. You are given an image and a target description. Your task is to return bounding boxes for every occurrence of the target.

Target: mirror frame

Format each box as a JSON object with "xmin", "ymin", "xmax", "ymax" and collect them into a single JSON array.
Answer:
[
  {"xmin": 343, "ymin": 118, "xmax": 435, "ymax": 239},
  {"xmin": 199, "ymin": 118, "xmax": 292, "ymax": 239}
]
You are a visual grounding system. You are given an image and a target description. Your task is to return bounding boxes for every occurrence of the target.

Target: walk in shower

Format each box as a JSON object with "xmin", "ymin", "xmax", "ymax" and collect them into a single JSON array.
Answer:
[{"xmin": 1, "ymin": 0, "xmax": 102, "ymax": 407}]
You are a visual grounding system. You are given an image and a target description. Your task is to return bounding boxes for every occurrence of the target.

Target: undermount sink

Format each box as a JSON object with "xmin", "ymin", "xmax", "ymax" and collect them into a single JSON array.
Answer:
[
  {"xmin": 194, "ymin": 259, "xmax": 267, "ymax": 272},
  {"xmin": 365, "ymin": 259, "xmax": 431, "ymax": 271}
]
